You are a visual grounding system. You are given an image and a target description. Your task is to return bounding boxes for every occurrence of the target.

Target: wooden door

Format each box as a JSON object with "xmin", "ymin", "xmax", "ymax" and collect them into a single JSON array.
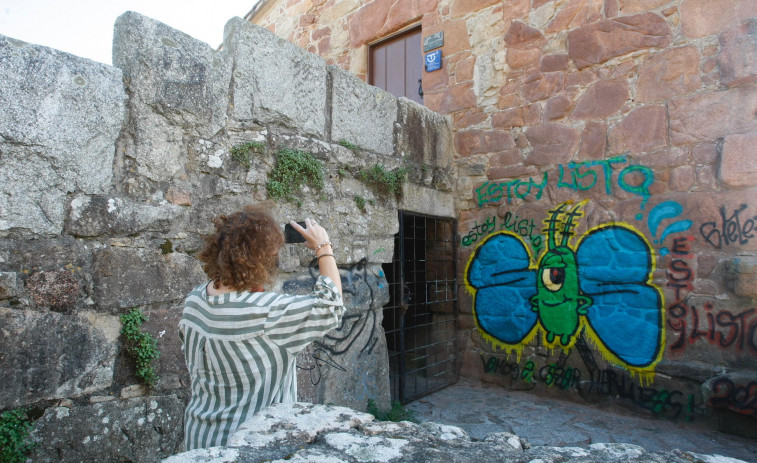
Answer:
[{"xmin": 370, "ymin": 28, "xmax": 423, "ymax": 105}]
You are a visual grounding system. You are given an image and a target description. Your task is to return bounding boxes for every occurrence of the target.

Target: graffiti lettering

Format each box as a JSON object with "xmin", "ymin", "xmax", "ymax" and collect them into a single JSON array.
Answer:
[
  {"xmin": 461, "ymin": 216, "xmax": 496, "ymax": 247},
  {"xmin": 669, "ymin": 302, "xmax": 757, "ymax": 352},
  {"xmin": 708, "ymin": 378, "xmax": 757, "ymax": 416},
  {"xmin": 476, "ymin": 156, "xmax": 654, "ymax": 208},
  {"xmin": 480, "ymin": 355, "xmax": 521, "ymax": 380},
  {"xmin": 583, "ymin": 368, "xmax": 684, "ymax": 419},
  {"xmin": 538, "ymin": 363, "xmax": 581, "ymax": 390},
  {"xmin": 700, "ymin": 204, "xmax": 757, "ymax": 249},
  {"xmin": 501, "ymin": 211, "xmax": 542, "ymax": 254}
]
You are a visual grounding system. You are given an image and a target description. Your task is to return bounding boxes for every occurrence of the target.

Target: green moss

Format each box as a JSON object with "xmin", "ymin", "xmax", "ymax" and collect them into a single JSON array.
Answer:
[
  {"xmin": 357, "ymin": 164, "xmax": 407, "ymax": 198},
  {"xmin": 354, "ymin": 195, "xmax": 367, "ymax": 213},
  {"xmin": 120, "ymin": 308, "xmax": 160, "ymax": 388},
  {"xmin": 366, "ymin": 399, "xmax": 416, "ymax": 423},
  {"xmin": 266, "ymin": 148, "xmax": 325, "ymax": 206},
  {"xmin": 0, "ymin": 408, "xmax": 36, "ymax": 463},
  {"xmin": 337, "ymin": 139, "xmax": 359, "ymax": 152},
  {"xmin": 231, "ymin": 141, "xmax": 265, "ymax": 168},
  {"xmin": 160, "ymin": 239, "xmax": 173, "ymax": 255}
]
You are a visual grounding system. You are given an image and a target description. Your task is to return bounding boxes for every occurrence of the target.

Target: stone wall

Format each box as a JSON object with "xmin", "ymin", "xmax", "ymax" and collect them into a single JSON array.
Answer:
[
  {"xmin": 250, "ymin": 0, "xmax": 757, "ymax": 434},
  {"xmin": 0, "ymin": 11, "xmax": 455, "ymax": 461}
]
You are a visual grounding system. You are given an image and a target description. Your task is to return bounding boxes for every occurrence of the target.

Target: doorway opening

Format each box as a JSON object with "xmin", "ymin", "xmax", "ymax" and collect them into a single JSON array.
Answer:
[{"xmin": 382, "ymin": 211, "xmax": 458, "ymax": 403}]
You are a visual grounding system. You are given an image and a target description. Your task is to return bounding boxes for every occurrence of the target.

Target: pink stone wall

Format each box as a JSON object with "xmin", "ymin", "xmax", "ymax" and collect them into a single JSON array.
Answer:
[{"xmin": 251, "ymin": 0, "xmax": 757, "ymax": 432}]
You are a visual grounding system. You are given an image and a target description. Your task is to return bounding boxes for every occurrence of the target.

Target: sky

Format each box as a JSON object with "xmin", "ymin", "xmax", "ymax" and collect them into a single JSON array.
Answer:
[{"xmin": 0, "ymin": 0, "xmax": 260, "ymax": 65}]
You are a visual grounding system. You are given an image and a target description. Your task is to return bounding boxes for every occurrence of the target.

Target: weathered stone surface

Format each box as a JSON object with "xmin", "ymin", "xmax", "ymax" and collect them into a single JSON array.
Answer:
[
  {"xmin": 396, "ymin": 98, "xmax": 454, "ymax": 173},
  {"xmin": 0, "ymin": 309, "xmax": 120, "ymax": 408},
  {"xmin": 33, "ymin": 395, "xmax": 185, "ymax": 463},
  {"xmin": 571, "ymin": 79, "xmax": 629, "ymax": 119},
  {"xmin": 636, "ymin": 46, "xmax": 702, "ymax": 103},
  {"xmin": 0, "ymin": 35, "xmax": 125, "ymax": 235},
  {"xmin": 492, "ymin": 104, "xmax": 542, "ymax": 128},
  {"xmin": 347, "ymin": 0, "xmax": 436, "ymax": 46},
  {"xmin": 164, "ymin": 402, "xmax": 721, "ymax": 463},
  {"xmin": 725, "ymin": 257, "xmax": 757, "ymax": 298},
  {"xmin": 25, "ymin": 270, "xmax": 80, "ymax": 312},
  {"xmin": 618, "ymin": 0, "xmax": 668, "ymax": 14},
  {"xmin": 669, "ymin": 85, "xmax": 757, "ymax": 145},
  {"xmin": 521, "ymin": 72, "xmax": 565, "ymax": 102},
  {"xmin": 567, "ymin": 13, "xmax": 672, "ymax": 69},
  {"xmin": 546, "ymin": 0, "xmax": 603, "ymax": 34},
  {"xmin": 718, "ymin": 19, "xmax": 757, "ymax": 88},
  {"xmin": 608, "ymin": 105, "xmax": 667, "ymax": 154},
  {"xmin": 455, "ymin": 129, "xmax": 515, "ymax": 156},
  {"xmin": 720, "ymin": 133, "xmax": 757, "ymax": 187},
  {"xmin": 577, "ymin": 121, "xmax": 607, "ymax": 159},
  {"xmin": 504, "ymin": 21, "xmax": 546, "ymax": 49},
  {"xmin": 450, "ymin": 0, "xmax": 501, "ymax": 19},
  {"xmin": 544, "ymin": 95, "xmax": 571, "ymax": 120},
  {"xmin": 680, "ymin": 0, "xmax": 757, "ymax": 39},
  {"xmin": 331, "ymin": 66, "xmax": 397, "ymax": 156},
  {"xmin": 525, "ymin": 123, "xmax": 580, "ymax": 165},
  {"xmin": 425, "ymin": 82, "xmax": 477, "ymax": 114},
  {"xmin": 113, "ymin": 12, "xmax": 232, "ymax": 182},
  {"xmin": 224, "ymin": 18, "xmax": 328, "ymax": 137},
  {"xmin": 92, "ymin": 248, "xmax": 206, "ymax": 312},
  {"xmin": 67, "ymin": 194, "xmax": 183, "ymax": 237},
  {"xmin": 540, "ymin": 54, "xmax": 569, "ymax": 72}
]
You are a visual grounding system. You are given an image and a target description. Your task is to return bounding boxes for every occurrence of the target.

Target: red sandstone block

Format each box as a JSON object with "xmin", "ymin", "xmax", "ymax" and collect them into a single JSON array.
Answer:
[
  {"xmin": 571, "ymin": 79, "xmax": 629, "ymax": 120},
  {"xmin": 449, "ymin": 0, "xmax": 500, "ymax": 19},
  {"xmin": 505, "ymin": 21, "xmax": 547, "ymax": 49},
  {"xmin": 424, "ymin": 82, "xmax": 477, "ymax": 114},
  {"xmin": 718, "ymin": 19, "xmax": 757, "ymax": 88},
  {"xmin": 608, "ymin": 105, "xmax": 667, "ymax": 155},
  {"xmin": 567, "ymin": 12, "xmax": 672, "ymax": 69},
  {"xmin": 720, "ymin": 133, "xmax": 757, "ymax": 187},
  {"xmin": 636, "ymin": 46, "xmax": 702, "ymax": 103},
  {"xmin": 521, "ymin": 72, "xmax": 565, "ymax": 102},
  {"xmin": 670, "ymin": 165, "xmax": 696, "ymax": 191},
  {"xmin": 492, "ymin": 104, "xmax": 542, "ymax": 129},
  {"xmin": 680, "ymin": 0, "xmax": 757, "ymax": 39},
  {"xmin": 454, "ymin": 56, "xmax": 476, "ymax": 83},
  {"xmin": 540, "ymin": 54, "xmax": 569, "ymax": 72},
  {"xmin": 525, "ymin": 123, "xmax": 580, "ymax": 166},
  {"xmin": 544, "ymin": 95, "xmax": 571, "ymax": 121},
  {"xmin": 453, "ymin": 108, "xmax": 488, "ymax": 128},
  {"xmin": 669, "ymin": 85, "xmax": 757, "ymax": 146},
  {"xmin": 507, "ymin": 48, "xmax": 541, "ymax": 70},
  {"xmin": 546, "ymin": 0, "xmax": 603, "ymax": 34},
  {"xmin": 455, "ymin": 129, "xmax": 516, "ymax": 157},
  {"xmin": 617, "ymin": 0, "xmax": 668, "ymax": 15},
  {"xmin": 577, "ymin": 121, "xmax": 607, "ymax": 160}
]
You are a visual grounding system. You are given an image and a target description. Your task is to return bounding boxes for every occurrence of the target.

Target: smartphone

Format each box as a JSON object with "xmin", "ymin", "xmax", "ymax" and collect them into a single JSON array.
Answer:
[{"xmin": 284, "ymin": 222, "xmax": 307, "ymax": 243}]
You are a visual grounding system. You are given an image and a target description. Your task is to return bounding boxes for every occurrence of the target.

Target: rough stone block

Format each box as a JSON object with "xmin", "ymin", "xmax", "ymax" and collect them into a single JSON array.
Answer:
[
  {"xmin": 25, "ymin": 270, "xmax": 80, "ymax": 312},
  {"xmin": 520, "ymin": 72, "xmax": 565, "ymax": 102},
  {"xmin": 720, "ymin": 133, "xmax": 757, "ymax": 187},
  {"xmin": 525, "ymin": 123, "xmax": 580, "ymax": 166},
  {"xmin": 0, "ymin": 35, "xmax": 125, "ymax": 235},
  {"xmin": 567, "ymin": 13, "xmax": 672, "ymax": 69},
  {"xmin": 330, "ymin": 66, "xmax": 397, "ymax": 156},
  {"xmin": 0, "ymin": 309, "xmax": 120, "ymax": 408},
  {"xmin": 545, "ymin": 0, "xmax": 604, "ymax": 34},
  {"xmin": 67, "ymin": 194, "xmax": 183, "ymax": 237},
  {"xmin": 224, "ymin": 18, "xmax": 328, "ymax": 138},
  {"xmin": 113, "ymin": 12, "xmax": 232, "ymax": 181},
  {"xmin": 31, "ymin": 395, "xmax": 185, "ymax": 462},
  {"xmin": 577, "ymin": 121, "xmax": 607, "ymax": 160},
  {"xmin": 424, "ymin": 82, "xmax": 477, "ymax": 114},
  {"xmin": 669, "ymin": 85, "xmax": 757, "ymax": 146},
  {"xmin": 726, "ymin": 257, "xmax": 757, "ymax": 299},
  {"xmin": 572, "ymin": 79, "xmax": 629, "ymax": 120},
  {"xmin": 608, "ymin": 105, "xmax": 667, "ymax": 154},
  {"xmin": 92, "ymin": 248, "xmax": 206, "ymax": 312},
  {"xmin": 492, "ymin": 104, "xmax": 542, "ymax": 128},
  {"xmin": 396, "ymin": 98, "xmax": 454, "ymax": 171},
  {"xmin": 636, "ymin": 46, "xmax": 702, "ymax": 103},
  {"xmin": 454, "ymin": 129, "xmax": 515, "ymax": 157},
  {"xmin": 618, "ymin": 0, "xmax": 669, "ymax": 14},
  {"xmin": 680, "ymin": 0, "xmax": 757, "ymax": 39},
  {"xmin": 505, "ymin": 21, "xmax": 547, "ymax": 49},
  {"xmin": 718, "ymin": 19, "xmax": 757, "ymax": 88}
]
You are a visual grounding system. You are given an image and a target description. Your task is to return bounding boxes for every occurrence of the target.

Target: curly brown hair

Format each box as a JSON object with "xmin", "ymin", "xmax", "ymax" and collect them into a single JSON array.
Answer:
[{"xmin": 198, "ymin": 206, "xmax": 285, "ymax": 291}]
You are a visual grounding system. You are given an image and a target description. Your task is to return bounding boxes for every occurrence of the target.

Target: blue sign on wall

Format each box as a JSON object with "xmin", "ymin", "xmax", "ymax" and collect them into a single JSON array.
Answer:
[{"xmin": 425, "ymin": 50, "xmax": 442, "ymax": 72}]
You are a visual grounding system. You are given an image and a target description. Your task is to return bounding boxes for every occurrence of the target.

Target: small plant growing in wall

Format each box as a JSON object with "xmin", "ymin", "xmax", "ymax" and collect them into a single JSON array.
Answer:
[
  {"xmin": 120, "ymin": 308, "xmax": 160, "ymax": 388},
  {"xmin": 0, "ymin": 408, "xmax": 36, "ymax": 463},
  {"xmin": 231, "ymin": 141, "xmax": 265, "ymax": 168},
  {"xmin": 366, "ymin": 399, "xmax": 416, "ymax": 423},
  {"xmin": 338, "ymin": 139, "xmax": 360, "ymax": 152},
  {"xmin": 354, "ymin": 195, "xmax": 367, "ymax": 213},
  {"xmin": 266, "ymin": 148, "xmax": 325, "ymax": 206},
  {"xmin": 357, "ymin": 164, "xmax": 407, "ymax": 198}
]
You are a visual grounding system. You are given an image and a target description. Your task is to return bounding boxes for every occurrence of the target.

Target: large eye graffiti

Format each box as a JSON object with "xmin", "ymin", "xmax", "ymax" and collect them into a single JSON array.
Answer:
[
  {"xmin": 542, "ymin": 267, "xmax": 565, "ymax": 291},
  {"xmin": 465, "ymin": 201, "xmax": 664, "ymax": 376}
]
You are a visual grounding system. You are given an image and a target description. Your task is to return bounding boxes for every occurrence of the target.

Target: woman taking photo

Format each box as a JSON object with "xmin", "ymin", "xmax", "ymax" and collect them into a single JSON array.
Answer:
[{"xmin": 178, "ymin": 206, "xmax": 343, "ymax": 450}]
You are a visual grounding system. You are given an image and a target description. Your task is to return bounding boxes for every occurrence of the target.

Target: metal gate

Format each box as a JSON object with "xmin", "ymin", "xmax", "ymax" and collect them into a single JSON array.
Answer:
[{"xmin": 382, "ymin": 212, "xmax": 458, "ymax": 403}]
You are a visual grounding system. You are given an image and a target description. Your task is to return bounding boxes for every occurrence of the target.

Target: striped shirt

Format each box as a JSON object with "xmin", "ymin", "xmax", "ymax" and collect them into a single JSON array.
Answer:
[{"xmin": 178, "ymin": 275, "xmax": 344, "ymax": 450}]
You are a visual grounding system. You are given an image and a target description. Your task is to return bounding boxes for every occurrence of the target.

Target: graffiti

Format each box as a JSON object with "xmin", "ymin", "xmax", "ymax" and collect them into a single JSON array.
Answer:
[
  {"xmin": 708, "ymin": 377, "xmax": 757, "ymax": 416},
  {"xmin": 700, "ymin": 204, "xmax": 757, "ymax": 249},
  {"xmin": 461, "ymin": 216, "xmax": 497, "ymax": 247},
  {"xmin": 669, "ymin": 303, "xmax": 757, "ymax": 352},
  {"xmin": 476, "ymin": 155, "xmax": 654, "ymax": 209},
  {"xmin": 461, "ymin": 213, "xmax": 542, "ymax": 254},
  {"xmin": 480, "ymin": 352, "xmax": 691, "ymax": 419},
  {"xmin": 647, "ymin": 202, "xmax": 692, "ymax": 256},
  {"xmin": 297, "ymin": 346, "xmax": 347, "ymax": 386},
  {"xmin": 466, "ymin": 201, "xmax": 664, "ymax": 379}
]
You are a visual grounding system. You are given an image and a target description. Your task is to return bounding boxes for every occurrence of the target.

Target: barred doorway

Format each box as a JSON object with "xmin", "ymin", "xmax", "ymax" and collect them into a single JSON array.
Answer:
[{"xmin": 382, "ymin": 212, "xmax": 458, "ymax": 403}]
